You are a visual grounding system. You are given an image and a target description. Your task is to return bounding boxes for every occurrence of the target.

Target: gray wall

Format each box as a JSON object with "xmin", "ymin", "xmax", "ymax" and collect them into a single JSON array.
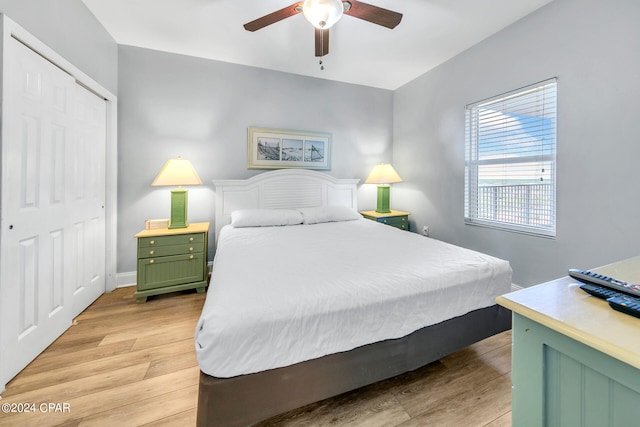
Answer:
[
  {"xmin": 393, "ymin": 0, "xmax": 640, "ymax": 286},
  {"xmin": 0, "ymin": 0, "xmax": 118, "ymax": 94},
  {"xmin": 117, "ymin": 45, "xmax": 393, "ymax": 273}
]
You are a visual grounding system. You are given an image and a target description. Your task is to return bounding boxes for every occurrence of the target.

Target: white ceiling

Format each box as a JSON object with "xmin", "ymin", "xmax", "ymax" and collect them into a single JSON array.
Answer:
[{"xmin": 81, "ymin": 0, "xmax": 553, "ymax": 90}]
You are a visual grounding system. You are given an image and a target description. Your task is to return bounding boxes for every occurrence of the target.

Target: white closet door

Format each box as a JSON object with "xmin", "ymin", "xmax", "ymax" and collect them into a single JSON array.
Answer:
[
  {"xmin": 0, "ymin": 36, "xmax": 106, "ymax": 386},
  {"xmin": 70, "ymin": 83, "xmax": 106, "ymax": 317}
]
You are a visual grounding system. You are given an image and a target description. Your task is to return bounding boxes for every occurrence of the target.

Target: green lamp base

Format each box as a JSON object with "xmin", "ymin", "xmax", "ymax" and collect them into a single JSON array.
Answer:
[
  {"xmin": 168, "ymin": 187, "xmax": 189, "ymax": 229},
  {"xmin": 375, "ymin": 185, "xmax": 391, "ymax": 213}
]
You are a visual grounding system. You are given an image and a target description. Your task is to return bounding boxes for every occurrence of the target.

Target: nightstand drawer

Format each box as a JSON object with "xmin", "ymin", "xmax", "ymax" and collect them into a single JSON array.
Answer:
[
  {"xmin": 137, "ymin": 253, "xmax": 205, "ymax": 291},
  {"xmin": 138, "ymin": 242, "xmax": 204, "ymax": 258},
  {"xmin": 360, "ymin": 210, "xmax": 410, "ymax": 231},
  {"xmin": 138, "ymin": 233, "xmax": 204, "ymax": 249},
  {"xmin": 379, "ymin": 216, "xmax": 408, "ymax": 229}
]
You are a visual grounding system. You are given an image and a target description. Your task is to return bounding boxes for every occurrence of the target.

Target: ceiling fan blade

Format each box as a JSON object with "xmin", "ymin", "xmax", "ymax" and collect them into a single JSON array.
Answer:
[
  {"xmin": 315, "ymin": 28, "xmax": 329, "ymax": 57},
  {"xmin": 244, "ymin": 2, "xmax": 303, "ymax": 32},
  {"xmin": 343, "ymin": 0, "xmax": 402, "ymax": 29}
]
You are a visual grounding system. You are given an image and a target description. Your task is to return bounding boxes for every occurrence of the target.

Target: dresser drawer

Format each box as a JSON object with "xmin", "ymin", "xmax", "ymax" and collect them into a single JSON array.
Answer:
[
  {"xmin": 138, "ymin": 241, "xmax": 204, "ymax": 258},
  {"xmin": 379, "ymin": 216, "xmax": 408, "ymax": 230},
  {"xmin": 137, "ymin": 253, "xmax": 205, "ymax": 291},
  {"xmin": 138, "ymin": 232, "xmax": 204, "ymax": 249}
]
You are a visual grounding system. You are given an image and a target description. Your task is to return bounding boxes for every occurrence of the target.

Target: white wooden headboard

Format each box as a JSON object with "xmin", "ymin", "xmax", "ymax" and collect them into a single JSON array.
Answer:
[{"xmin": 212, "ymin": 169, "xmax": 360, "ymax": 242}]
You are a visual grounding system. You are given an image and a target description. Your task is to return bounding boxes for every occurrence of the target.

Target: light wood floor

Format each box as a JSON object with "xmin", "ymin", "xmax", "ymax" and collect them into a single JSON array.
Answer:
[{"xmin": 0, "ymin": 287, "xmax": 512, "ymax": 426}]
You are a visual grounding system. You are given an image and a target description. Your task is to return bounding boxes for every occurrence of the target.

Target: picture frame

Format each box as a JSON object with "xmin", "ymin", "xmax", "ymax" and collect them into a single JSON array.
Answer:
[{"xmin": 247, "ymin": 127, "xmax": 332, "ymax": 170}]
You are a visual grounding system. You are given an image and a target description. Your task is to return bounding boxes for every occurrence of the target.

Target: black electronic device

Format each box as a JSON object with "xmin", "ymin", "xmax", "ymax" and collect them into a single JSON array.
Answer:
[
  {"xmin": 578, "ymin": 283, "xmax": 623, "ymax": 300},
  {"xmin": 568, "ymin": 268, "xmax": 640, "ymax": 298},
  {"xmin": 607, "ymin": 295, "xmax": 640, "ymax": 319}
]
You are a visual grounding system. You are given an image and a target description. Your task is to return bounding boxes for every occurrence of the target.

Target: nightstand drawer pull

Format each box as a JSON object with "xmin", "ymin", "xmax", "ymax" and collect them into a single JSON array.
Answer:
[
  {"xmin": 149, "ymin": 250, "xmax": 155, "ymax": 255},
  {"xmin": 149, "ymin": 259, "xmax": 154, "ymax": 264},
  {"xmin": 189, "ymin": 247, "xmax": 194, "ymax": 252},
  {"xmin": 189, "ymin": 255, "xmax": 194, "ymax": 260},
  {"xmin": 149, "ymin": 240, "xmax": 155, "ymax": 245},
  {"xmin": 189, "ymin": 237, "xmax": 194, "ymax": 242}
]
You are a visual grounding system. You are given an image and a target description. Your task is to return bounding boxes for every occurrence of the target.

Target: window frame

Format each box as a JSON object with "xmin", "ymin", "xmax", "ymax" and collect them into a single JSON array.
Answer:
[{"xmin": 464, "ymin": 78, "xmax": 557, "ymax": 238}]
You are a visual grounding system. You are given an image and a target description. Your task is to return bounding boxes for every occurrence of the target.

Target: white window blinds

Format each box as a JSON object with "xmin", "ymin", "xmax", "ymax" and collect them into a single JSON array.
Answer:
[{"xmin": 465, "ymin": 78, "xmax": 557, "ymax": 237}]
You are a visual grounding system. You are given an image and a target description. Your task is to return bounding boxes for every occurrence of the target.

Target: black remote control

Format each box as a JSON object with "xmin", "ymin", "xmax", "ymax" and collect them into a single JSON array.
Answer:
[
  {"xmin": 568, "ymin": 269, "xmax": 640, "ymax": 298},
  {"xmin": 579, "ymin": 283, "xmax": 623, "ymax": 300},
  {"xmin": 607, "ymin": 295, "xmax": 640, "ymax": 319}
]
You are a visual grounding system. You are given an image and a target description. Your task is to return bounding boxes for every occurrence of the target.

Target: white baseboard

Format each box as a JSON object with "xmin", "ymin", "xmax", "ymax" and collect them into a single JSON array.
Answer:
[
  {"xmin": 511, "ymin": 283, "xmax": 524, "ymax": 291},
  {"xmin": 116, "ymin": 271, "xmax": 136, "ymax": 288}
]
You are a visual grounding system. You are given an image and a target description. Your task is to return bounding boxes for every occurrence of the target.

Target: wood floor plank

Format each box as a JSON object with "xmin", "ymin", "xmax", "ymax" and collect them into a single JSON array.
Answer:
[
  {"xmin": 388, "ymin": 343, "xmax": 510, "ymax": 418},
  {"xmin": 6, "ymin": 338, "xmax": 193, "ymax": 396},
  {"xmin": 0, "ymin": 363, "xmax": 150, "ymax": 417},
  {"xmin": 139, "ymin": 408, "xmax": 197, "ymax": 427},
  {"xmin": 486, "ymin": 411, "xmax": 512, "ymax": 427},
  {"xmin": 2, "ymin": 367, "xmax": 199, "ymax": 426},
  {"xmin": 128, "ymin": 320, "xmax": 200, "ymax": 351},
  {"xmin": 77, "ymin": 384, "xmax": 198, "ymax": 427},
  {"xmin": 143, "ymin": 350, "xmax": 199, "ymax": 380},
  {"xmin": 260, "ymin": 387, "xmax": 411, "ymax": 427},
  {"xmin": 69, "ymin": 367, "xmax": 199, "ymax": 424},
  {"xmin": 396, "ymin": 374, "xmax": 512, "ymax": 427},
  {"xmin": 56, "ymin": 309, "xmax": 198, "ymax": 343},
  {"xmin": 38, "ymin": 336, "xmax": 105, "ymax": 359},
  {"xmin": 16, "ymin": 339, "xmax": 137, "ymax": 377},
  {"xmin": 99, "ymin": 317, "xmax": 197, "ymax": 347},
  {"xmin": 74, "ymin": 293, "xmax": 206, "ymax": 324},
  {"xmin": 440, "ymin": 333, "xmax": 512, "ymax": 374}
]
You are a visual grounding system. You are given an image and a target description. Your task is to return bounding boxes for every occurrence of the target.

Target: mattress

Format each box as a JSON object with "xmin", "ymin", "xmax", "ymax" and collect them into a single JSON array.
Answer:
[{"xmin": 195, "ymin": 218, "xmax": 512, "ymax": 378}]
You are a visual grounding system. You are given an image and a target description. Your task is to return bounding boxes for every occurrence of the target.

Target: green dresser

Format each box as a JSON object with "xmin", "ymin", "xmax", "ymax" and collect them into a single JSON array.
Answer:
[
  {"xmin": 134, "ymin": 222, "xmax": 209, "ymax": 303},
  {"xmin": 497, "ymin": 257, "xmax": 640, "ymax": 427},
  {"xmin": 360, "ymin": 210, "xmax": 410, "ymax": 231}
]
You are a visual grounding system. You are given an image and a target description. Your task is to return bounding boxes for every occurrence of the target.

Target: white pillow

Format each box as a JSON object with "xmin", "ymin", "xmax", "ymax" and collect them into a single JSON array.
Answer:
[
  {"xmin": 299, "ymin": 206, "xmax": 362, "ymax": 225},
  {"xmin": 231, "ymin": 209, "xmax": 303, "ymax": 227}
]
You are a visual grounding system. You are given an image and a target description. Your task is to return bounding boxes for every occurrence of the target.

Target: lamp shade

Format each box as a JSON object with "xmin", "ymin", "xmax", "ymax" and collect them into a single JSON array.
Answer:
[
  {"xmin": 151, "ymin": 157, "xmax": 202, "ymax": 187},
  {"xmin": 302, "ymin": 0, "xmax": 344, "ymax": 29},
  {"xmin": 365, "ymin": 163, "xmax": 403, "ymax": 185}
]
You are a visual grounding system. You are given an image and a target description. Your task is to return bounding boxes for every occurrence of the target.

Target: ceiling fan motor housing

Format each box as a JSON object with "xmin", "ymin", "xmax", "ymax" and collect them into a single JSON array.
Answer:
[{"xmin": 302, "ymin": 0, "xmax": 344, "ymax": 29}]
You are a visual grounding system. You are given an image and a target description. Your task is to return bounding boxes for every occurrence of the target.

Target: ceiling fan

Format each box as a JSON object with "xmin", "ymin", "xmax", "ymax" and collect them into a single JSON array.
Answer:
[{"xmin": 243, "ymin": 0, "xmax": 402, "ymax": 58}]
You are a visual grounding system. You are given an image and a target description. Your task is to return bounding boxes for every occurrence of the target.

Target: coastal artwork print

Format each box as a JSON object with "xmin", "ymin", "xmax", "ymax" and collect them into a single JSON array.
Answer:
[{"xmin": 248, "ymin": 127, "xmax": 331, "ymax": 170}]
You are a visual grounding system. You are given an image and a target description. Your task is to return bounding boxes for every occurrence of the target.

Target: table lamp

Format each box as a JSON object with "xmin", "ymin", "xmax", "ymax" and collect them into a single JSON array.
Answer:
[
  {"xmin": 151, "ymin": 156, "xmax": 202, "ymax": 229},
  {"xmin": 365, "ymin": 163, "xmax": 403, "ymax": 213}
]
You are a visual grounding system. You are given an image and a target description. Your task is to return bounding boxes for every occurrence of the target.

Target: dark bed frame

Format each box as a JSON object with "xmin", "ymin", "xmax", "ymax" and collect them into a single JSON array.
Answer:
[
  {"xmin": 200, "ymin": 170, "xmax": 512, "ymax": 426},
  {"xmin": 197, "ymin": 304, "xmax": 511, "ymax": 426}
]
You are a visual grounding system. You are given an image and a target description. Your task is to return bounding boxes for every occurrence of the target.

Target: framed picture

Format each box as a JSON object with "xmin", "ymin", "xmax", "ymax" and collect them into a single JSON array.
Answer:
[{"xmin": 247, "ymin": 127, "xmax": 332, "ymax": 170}]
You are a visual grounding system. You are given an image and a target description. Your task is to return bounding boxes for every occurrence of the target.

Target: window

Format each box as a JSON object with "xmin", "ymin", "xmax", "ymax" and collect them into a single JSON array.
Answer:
[{"xmin": 465, "ymin": 79, "xmax": 557, "ymax": 237}]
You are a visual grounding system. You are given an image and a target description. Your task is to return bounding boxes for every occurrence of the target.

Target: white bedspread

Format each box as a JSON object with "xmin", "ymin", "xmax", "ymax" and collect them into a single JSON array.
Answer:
[{"xmin": 195, "ymin": 219, "xmax": 511, "ymax": 378}]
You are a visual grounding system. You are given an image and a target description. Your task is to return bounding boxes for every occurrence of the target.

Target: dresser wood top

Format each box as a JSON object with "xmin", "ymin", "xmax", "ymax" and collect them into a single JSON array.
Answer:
[
  {"xmin": 360, "ymin": 210, "xmax": 409, "ymax": 218},
  {"xmin": 135, "ymin": 222, "xmax": 210, "ymax": 238}
]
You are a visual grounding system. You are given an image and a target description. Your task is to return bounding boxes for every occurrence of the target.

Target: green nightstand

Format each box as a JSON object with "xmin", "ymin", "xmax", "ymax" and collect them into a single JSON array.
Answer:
[
  {"xmin": 134, "ymin": 222, "xmax": 210, "ymax": 303},
  {"xmin": 360, "ymin": 210, "xmax": 410, "ymax": 231}
]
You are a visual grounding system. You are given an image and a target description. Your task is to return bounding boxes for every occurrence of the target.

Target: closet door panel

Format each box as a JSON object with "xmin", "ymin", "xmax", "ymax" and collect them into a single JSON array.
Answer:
[{"xmin": 0, "ymin": 36, "xmax": 76, "ymax": 386}]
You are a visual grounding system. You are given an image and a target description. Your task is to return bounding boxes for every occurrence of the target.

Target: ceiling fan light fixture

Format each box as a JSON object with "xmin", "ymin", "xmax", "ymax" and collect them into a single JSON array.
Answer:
[{"xmin": 302, "ymin": 0, "xmax": 344, "ymax": 29}]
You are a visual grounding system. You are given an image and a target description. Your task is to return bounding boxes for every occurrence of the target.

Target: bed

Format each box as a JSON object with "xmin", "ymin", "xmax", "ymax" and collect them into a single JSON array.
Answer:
[{"xmin": 195, "ymin": 169, "xmax": 512, "ymax": 426}]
